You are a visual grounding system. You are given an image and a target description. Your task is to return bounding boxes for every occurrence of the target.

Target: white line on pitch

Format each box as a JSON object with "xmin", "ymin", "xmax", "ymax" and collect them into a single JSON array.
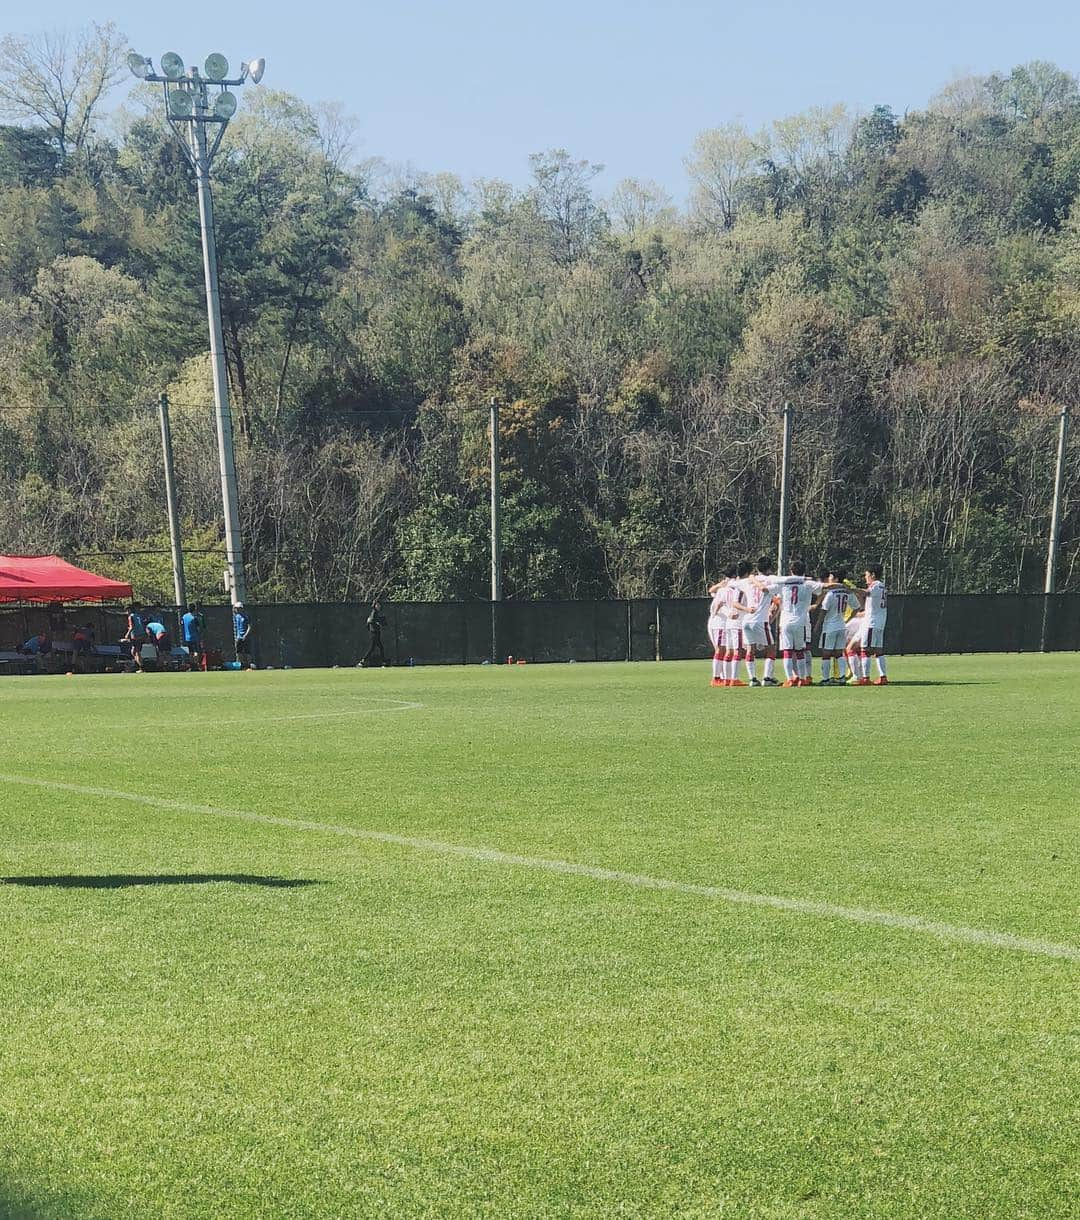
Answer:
[
  {"xmin": 144, "ymin": 699, "xmax": 425, "ymax": 727},
  {"xmin": 1, "ymin": 773, "xmax": 1076, "ymax": 964}
]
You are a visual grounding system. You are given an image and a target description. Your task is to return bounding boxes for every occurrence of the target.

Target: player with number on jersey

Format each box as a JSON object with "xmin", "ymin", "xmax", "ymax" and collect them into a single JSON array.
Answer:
[
  {"xmin": 753, "ymin": 560, "xmax": 835, "ymax": 687},
  {"xmin": 816, "ymin": 569, "xmax": 859, "ymax": 685},
  {"xmin": 852, "ymin": 565, "xmax": 889, "ymax": 685}
]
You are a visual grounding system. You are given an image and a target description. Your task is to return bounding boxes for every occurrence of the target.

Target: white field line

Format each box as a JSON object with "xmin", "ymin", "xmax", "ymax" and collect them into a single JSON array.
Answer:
[
  {"xmin": 1, "ymin": 772, "xmax": 1077, "ymax": 964},
  {"xmin": 143, "ymin": 698, "xmax": 425, "ymax": 727}
]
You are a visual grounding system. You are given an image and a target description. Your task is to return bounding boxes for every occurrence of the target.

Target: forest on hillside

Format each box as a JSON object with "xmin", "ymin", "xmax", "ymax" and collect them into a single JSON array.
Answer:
[{"xmin": 1, "ymin": 25, "xmax": 1079, "ymax": 602}]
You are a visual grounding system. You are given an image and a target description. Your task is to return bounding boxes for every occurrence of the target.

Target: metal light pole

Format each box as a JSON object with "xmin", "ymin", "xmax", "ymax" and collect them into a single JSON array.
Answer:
[
  {"xmin": 127, "ymin": 50, "xmax": 265, "ymax": 605},
  {"xmin": 157, "ymin": 392, "xmax": 187, "ymax": 608},
  {"xmin": 1045, "ymin": 403, "xmax": 1071, "ymax": 594},
  {"xmin": 777, "ymin": 401, "xmax": 794, "ymax": 573},
  {"xmin": 490, "ymin": 397, "xmax": 502, "ymax": 662},
  {"xmin": 1040, "ymin": 402, "xmax": 1071, "ymax": 652}
]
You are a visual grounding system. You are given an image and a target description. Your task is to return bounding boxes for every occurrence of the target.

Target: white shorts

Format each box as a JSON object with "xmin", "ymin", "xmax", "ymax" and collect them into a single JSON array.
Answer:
[
  {"xmin": 820, "ymin": 628, "xmax": 846, "ymax": 653},
  {"xmin": 742, "ymin": 621, "xmax": 773, "ymax": 649},
  {"xmin": 779, "ymin": 621, "xmax": 808, "ymax": 652},
  {"xmin": 859, "ymin": 622, "xmax": 885, "ymax": 650},
  {"xmin": 707, "ymin": 616, "xmax": 723, "ymax": 650},
  {"xmin": 722, "ymin": 626, "xmax": 743, "ymax": 652}
]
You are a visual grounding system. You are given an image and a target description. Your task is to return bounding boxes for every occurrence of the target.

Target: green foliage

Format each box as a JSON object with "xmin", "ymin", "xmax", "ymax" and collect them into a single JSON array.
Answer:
[{"xmin": 0, "ymin": 61, "xmax": 1079, "ymax": 599}]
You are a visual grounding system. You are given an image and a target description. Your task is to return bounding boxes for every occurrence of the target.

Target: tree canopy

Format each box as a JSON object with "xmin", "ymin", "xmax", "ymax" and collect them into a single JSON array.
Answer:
[{"xmin": 0, "ymin": 31, "xmax": 1077, "ymax": 602}]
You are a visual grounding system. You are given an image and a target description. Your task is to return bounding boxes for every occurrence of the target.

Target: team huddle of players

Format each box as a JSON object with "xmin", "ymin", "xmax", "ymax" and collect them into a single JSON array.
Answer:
[{"xmin": 707, "ymin": 558, "xmax": 890, "ymax": 688}]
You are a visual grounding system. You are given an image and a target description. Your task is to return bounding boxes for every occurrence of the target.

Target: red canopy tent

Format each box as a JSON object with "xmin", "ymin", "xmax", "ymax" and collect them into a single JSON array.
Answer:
[{"xmin": 0, "ymin": 555, "xmax": 133, "ymax": 604}]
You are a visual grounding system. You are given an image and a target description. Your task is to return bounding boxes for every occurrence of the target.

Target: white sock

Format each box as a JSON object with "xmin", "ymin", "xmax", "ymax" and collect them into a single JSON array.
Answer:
[
  {"xmin": 782, "ymin": 655, "xmax": 795, "ymax": 681},
  {"xmin": 876, "ymin": 656, "xmax": 888, "ymax": 678},
  {"xmin": 744, "ymin": 655, "xmax": 756, "ymax": 682},
  {"xmin": 837, "ymin": 656, "xmax": 848, "ymax": 679},
  {"xmin": 821, "ymin": 659, "xmax": 830, "ymax": 681},
  {"xmin": 763, "ymin": 657, "xmax": 775, "ymax": 679},
  {"xmin": 712, "ymin": 653, "xmax": 722, "ymax": 679}
]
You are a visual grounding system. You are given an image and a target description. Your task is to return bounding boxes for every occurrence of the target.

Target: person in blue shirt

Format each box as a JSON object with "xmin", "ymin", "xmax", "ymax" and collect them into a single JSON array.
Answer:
[
  {"xmin": 181, "ymin": 603, "xmax": 203, "ymax": 670},
  {"xmin": 233, "ymin": 603, "xmax": 254, "ymax": 669},
  {"xmin": 21, "ymin": 632, "xmax": 52, "ymax": 673},
  {"xmin": 145, "ymin": 618, "xmax": 170, "ymax": 651}
]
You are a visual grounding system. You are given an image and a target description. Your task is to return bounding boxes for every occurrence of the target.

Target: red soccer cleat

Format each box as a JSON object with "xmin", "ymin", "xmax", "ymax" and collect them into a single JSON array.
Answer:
[
  {"xmin": 874, "ymin": 676, "xmax": 889, "ymax": 685},
  {"xmin": 710, "ymin": 677, "xmax": 724, "ymax": 687},
  {"xmin": 856, "ymin": 678, "xmax": 871, "ymax": 686},
  {"xmin": 800, "ymin": 678, "xmax": 813, "ymax": 686},
  {"xmin": 782, "ymin": 679, "xmax": 798, "ymax": 688},
  {"xmin": 729, "ymin": 680, "xmax": 747, "ymax": 687}
]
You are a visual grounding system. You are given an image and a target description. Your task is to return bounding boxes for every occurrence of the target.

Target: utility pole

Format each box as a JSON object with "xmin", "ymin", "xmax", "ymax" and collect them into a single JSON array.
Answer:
[
  {"xmin": 490, "ymin": 397, "xmax": 502, "ymax": 661},
  {"xmin": 191, "ymin": 111, "xmax": 246, "ymax": 604},
  {"xmin": 776, "ymin": 401, "xmax": 794, "ymax": 573},
  {"xmin": 126, "ymin": 50, "xmax": 265, "ymax": 605},
  {"xmin": 1041, "ymin": 402, "xmax": 1071, "ymax": 652},
  {"xmin": 157, "ymin": 392, "xmax": 187, "ymax": 608},
  {"xmin": 1045, "ymin": 402, "xmax": 1070, "ymax": 594}
]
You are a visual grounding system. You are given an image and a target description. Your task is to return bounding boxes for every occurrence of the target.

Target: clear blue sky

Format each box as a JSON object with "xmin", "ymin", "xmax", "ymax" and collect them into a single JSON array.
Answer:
[{"xmin": 25, "ymin": 0, "xmax": 1080, "ymax": 198}]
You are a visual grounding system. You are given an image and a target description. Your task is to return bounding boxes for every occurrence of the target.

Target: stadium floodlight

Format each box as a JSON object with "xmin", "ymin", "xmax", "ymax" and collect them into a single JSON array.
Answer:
[
  {"xmin": 167, "ymin": 88, "xmax": 194, "ymax": 118},
  {"xmin": 160, "ymin": 52, "xmax": 186, "ymax": 80},
  {"xmin": 125, "ymin": 48, "xmax": 264, "ymax": 603},
  {"xmin": 204, "ymin": 53, "xmax": 229, "ymax": 81}
]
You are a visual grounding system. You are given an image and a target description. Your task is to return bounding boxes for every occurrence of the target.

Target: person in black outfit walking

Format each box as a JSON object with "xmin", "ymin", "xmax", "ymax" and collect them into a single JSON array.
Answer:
[{"xmin": 362, "ymin": 601, "xmax": 387, "ymax": 667}]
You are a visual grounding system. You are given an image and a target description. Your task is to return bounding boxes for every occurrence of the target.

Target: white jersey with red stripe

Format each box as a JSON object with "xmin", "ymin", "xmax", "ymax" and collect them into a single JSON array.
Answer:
[
  {"xmin": 720, "ymin": 583, "xmax": 743, "ymax": 628},
  {"xmin": 776, "ymin": 577, "xmax": 824, "ymax": 627},
  {"xmin": 820, "ymin": 588, "xmax": 858, "ymax": 635},
  {"xmin": 864, "ymin": 580, "xmax": 888, "ymax": 627},
  {"xmin": 743, "ymin": 579, "xmax": 776, "ymax": 627}
]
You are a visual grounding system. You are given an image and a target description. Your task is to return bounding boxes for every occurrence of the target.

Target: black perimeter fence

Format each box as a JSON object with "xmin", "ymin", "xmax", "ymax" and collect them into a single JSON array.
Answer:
[{"xmin": 3, "ymin": 594, "xmax": 1077, "ymax": 670}]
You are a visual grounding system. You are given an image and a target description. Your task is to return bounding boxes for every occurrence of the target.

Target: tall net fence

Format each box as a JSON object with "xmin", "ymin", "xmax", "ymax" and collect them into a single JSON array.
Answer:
[{"xmin": 1, "ymin": 595, "xmax": 1078, "ymax": 669}]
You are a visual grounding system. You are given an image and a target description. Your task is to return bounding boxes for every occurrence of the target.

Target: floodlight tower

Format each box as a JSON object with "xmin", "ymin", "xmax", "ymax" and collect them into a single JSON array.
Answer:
[{"xmin": 128, "ymin": 50, "xmax": 266, "ymax": 605}]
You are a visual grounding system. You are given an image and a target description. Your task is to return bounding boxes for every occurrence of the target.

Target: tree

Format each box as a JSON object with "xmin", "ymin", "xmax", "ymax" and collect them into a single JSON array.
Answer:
[
  {"xmin": 608, "ymin": 178, "xmax": 675, "ymax": 236},
  {"xmin": 685, "ymin": 121, "xmax": 765, "ymax": 230},
  {"xmin": 527, "ymin": 149, "xmax": 606, "ymax": 265},
  {"xmin": 0, "ymin": 23, "xmax": 126, "ymax": 164}
]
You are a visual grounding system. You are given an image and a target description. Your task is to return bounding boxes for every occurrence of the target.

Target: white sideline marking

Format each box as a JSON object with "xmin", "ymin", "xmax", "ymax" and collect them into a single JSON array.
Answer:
[
  {"xmin": 149, "ymin": 698, "xmax": 425, "ymax": 727},
  {"xmin": 1, "ymin": 773, "xmax": 1077, "ymax": 964}
]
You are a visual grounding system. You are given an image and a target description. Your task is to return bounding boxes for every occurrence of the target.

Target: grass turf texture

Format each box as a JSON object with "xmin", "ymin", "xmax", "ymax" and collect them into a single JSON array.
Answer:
[{"xmin": 0, "ymin": 656, "xmax": 1077, "ymax": 1220}]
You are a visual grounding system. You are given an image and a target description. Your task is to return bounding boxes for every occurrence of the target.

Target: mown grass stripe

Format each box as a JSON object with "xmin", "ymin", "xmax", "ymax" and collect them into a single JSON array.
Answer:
[{"xmin": 2, "ymin": 771, "xmax": 1077, "ymax": 964}]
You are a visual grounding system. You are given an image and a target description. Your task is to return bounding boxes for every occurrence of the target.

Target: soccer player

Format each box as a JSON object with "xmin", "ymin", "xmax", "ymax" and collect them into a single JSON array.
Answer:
[
  {"xmin": 738, "ymin": 557, "xmax": 780, "ymax": 686},
  {"xmin": 706, "ymin": 570, "xmax": 732, "ymax": 687},
  {"xmin": 854, "ymin": 565, "xmax": 889, "ymax": 685},
  {"xmin": 754, "ymin": 561, "xmax": 834, "ymax": 687},
  {"xmin": 720, "ymin": 563, "xmax": 749, "ymax": 686},
  {"xmin": 815, "ymin": 570, "xmax": 859, "ymax": 684}
]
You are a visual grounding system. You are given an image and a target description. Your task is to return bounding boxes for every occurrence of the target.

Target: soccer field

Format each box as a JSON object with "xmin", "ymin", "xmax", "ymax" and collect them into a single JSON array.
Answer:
[{"xmin": 1, "ymin": 657, "xmax": 1077, "ymax": 1219}]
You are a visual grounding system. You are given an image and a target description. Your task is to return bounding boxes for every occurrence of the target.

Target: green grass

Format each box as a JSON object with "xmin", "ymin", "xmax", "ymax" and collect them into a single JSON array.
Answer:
[{"xmin": 0, "ymin": 655, "xmax": 1077, "ymax": 1219}]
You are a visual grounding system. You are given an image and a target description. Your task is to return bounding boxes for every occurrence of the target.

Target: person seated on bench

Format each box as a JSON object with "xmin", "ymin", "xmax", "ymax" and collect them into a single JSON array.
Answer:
[{"xmin": 20, "ymin": 632, "xmax": 52, "ymax": 671}]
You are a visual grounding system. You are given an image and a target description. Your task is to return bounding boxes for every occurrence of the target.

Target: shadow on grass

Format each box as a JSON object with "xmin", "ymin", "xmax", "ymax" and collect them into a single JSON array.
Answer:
[
  {"xmin": 874, "ymin": 680, "xmax": 988, "ymax": 687},
  {"xmin": 0, "ymin": 874, "xmax": 320, "ymax": 890}
]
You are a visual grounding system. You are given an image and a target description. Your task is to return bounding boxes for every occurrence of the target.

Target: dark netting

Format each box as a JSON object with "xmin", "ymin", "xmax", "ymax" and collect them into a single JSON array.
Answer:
[
  {"xmin": 3, "ymin": 595, "xmax": 1078, "ymax": 672},
  {"xmin": 391, "ymin": 602, "xmax": 491, "ymax": 667},
  {"xmin": 629, "ymin": 600, "xmax": 660, "ymax": 661},
  {"xmin": 657, "ymin": 599, "xmax": 712, "ymax": 661},
  {"xmin": 496, "ymin": 601, "xmax": 629, "ymax": 663}
]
